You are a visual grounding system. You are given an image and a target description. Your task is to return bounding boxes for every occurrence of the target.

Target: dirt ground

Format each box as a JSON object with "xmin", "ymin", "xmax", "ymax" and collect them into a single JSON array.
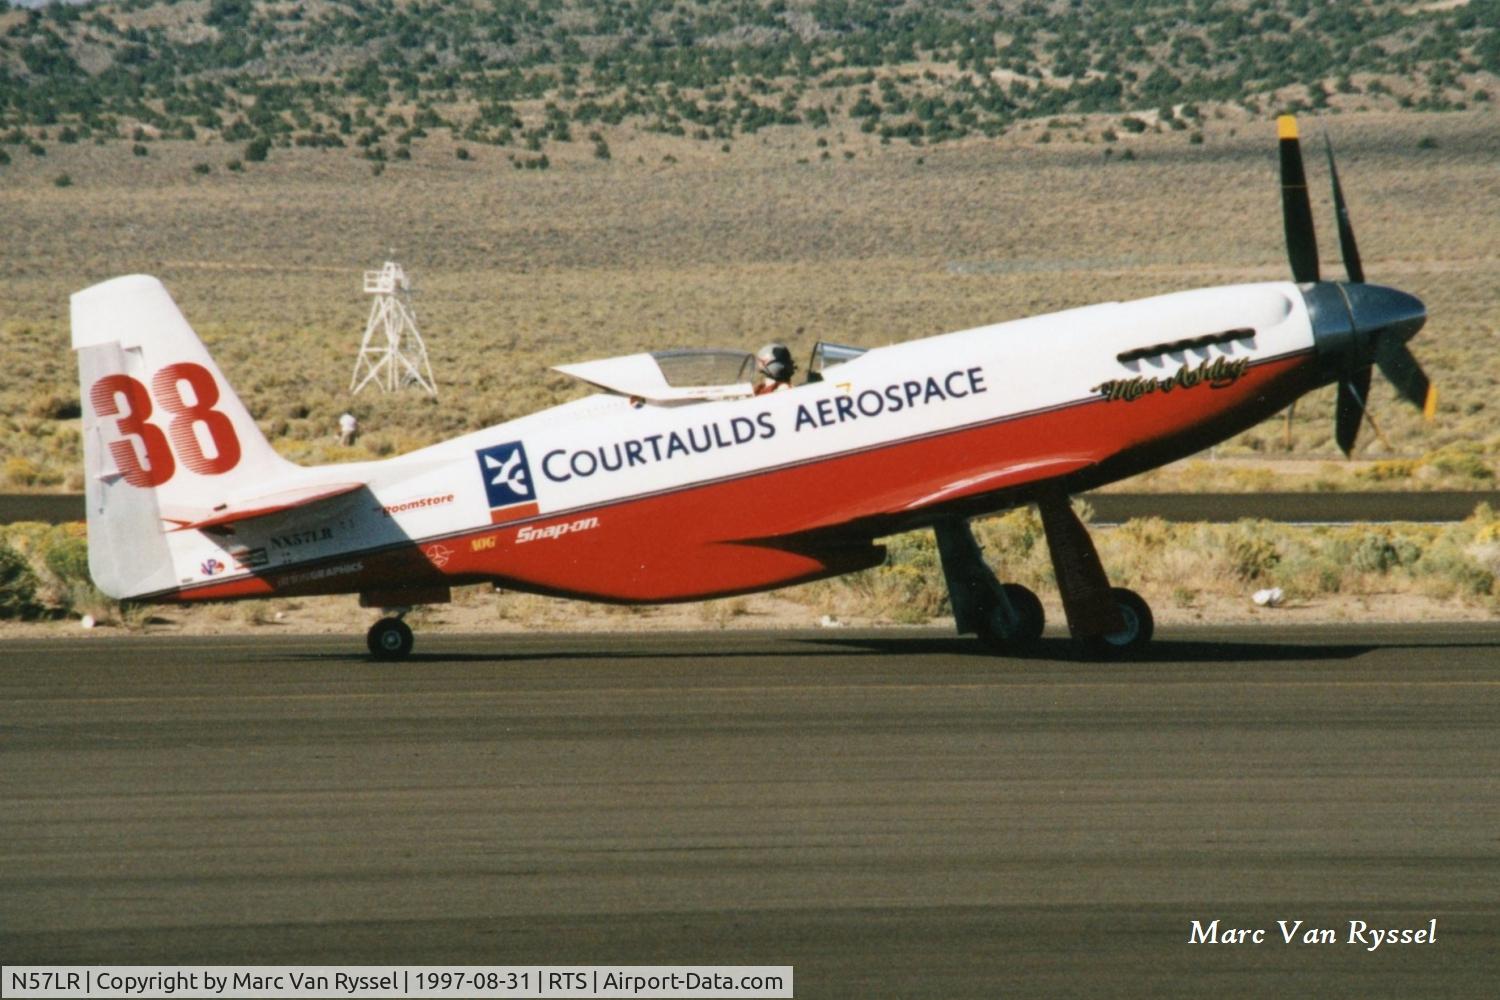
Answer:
[
  {"xmin": 4, "ymin": 107, "xmax": 1497, "ymax": 489},
  {"xmin": 3, "ymin": 584, "xmax": 1494, "ymax": 643}
]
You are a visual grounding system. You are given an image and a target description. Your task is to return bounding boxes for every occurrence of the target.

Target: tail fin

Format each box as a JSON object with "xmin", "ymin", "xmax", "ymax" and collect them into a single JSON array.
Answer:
[{"xmin": 73, "ymin": 275, "xmax": 296, "ymax": 599}]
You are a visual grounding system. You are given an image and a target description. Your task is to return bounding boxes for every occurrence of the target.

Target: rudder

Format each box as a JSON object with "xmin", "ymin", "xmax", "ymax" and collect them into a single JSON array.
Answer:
[{"xmin": 73, "ymin": 275, "xmax": 295, "ymax": 599}]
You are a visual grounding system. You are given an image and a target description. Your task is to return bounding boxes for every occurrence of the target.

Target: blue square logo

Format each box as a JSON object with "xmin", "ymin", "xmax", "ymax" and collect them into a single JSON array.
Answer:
[{"xmin": 475, "ymin": 441, "xmax": 535, "ymax": 509}]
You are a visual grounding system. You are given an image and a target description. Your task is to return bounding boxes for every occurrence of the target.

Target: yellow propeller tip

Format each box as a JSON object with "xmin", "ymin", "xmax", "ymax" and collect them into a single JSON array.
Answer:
[
  {"xmin": 1423, "ymin": 386, "xmax": 1438, "ymax": 420},
  {"xmin": 1277, "ymin": 115, "xmax": 1299, "ymax": 140}
]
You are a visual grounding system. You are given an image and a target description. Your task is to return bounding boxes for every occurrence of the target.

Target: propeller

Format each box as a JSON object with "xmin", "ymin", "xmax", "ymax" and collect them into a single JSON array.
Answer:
[
  {"xmin": 1378, "ymin": 338, "xmax": 1436, "ymax": 417},
  {"xmin": 1333, "ymin": 364, "xmax": 1371, "ymax": 456},
  {"xmin": 1276, "ymin": 115, "xmax": 1435, "ymax": 456},
  {"xmin": 1323, "ymin": 133, "xmax": 1364, "ymax": 284},
  {"xmin": 1278, "ymin": 116, "xmax": 1319, "ymax": 284}
]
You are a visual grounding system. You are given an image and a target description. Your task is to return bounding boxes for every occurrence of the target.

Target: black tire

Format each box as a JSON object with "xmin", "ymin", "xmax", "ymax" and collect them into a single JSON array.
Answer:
[
  {"xmin": 367, "ymin": 617, "xmax": 414, "ymax": 661},
  {"xmin": 1001, "ymin": 583, "xmax": 1046, "ymax": 643},
  {"xmin": 1083, "ymin": 587, "xmax": 1154, "ymax": 659},
  {"xmin": 977, "ymin": 583, "xmax": 1047, "ymax": 651}
]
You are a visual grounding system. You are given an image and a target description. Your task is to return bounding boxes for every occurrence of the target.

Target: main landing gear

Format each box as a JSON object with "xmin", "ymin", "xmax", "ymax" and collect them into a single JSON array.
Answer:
[
  {"xmin": 933, "ymin": 491, "xmax": 1154, "ymax": 658},
  {"xmin": 934, "ymin": 517, "xmax": 1046, "ymax": 651}
]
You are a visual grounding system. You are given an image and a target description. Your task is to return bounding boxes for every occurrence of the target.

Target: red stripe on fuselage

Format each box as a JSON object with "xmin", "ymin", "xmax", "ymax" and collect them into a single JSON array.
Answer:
[
  {"xmin": 490, "ymin": 501, "xmax": 539, "ymax": 524},
  {"xmin": 167, "ymin": 351, "xmax": 1318, "ymax": 604}
]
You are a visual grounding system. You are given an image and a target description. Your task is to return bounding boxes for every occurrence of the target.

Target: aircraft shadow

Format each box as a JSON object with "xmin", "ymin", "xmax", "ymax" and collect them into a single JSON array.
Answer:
[
  {"xmin": 797, "ymin": 635, "xmax": 1382, "ymax": 663},
  {"xmin": 277, "ymin": 634, "xmax": 1409, "ymax": 665}
]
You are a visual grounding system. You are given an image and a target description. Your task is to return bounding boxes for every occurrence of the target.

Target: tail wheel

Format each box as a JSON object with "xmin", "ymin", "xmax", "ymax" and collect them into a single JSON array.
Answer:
[
  {"xmin": 367, "ymin": 617, "xmax": 414, "ymax": 661},
  {"xmin": 977, "ymin": 583, "xmax": 1046, "ymax": 651},
  {"xmin": 1084, "ymin": 587, "xmax": 1154, "ymax": 659}
]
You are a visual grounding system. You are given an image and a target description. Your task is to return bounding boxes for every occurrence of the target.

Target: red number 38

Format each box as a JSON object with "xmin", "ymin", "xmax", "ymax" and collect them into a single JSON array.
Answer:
[{"xmin": 89, "ymin": 362, "xmax": 242, "ymax": 487}]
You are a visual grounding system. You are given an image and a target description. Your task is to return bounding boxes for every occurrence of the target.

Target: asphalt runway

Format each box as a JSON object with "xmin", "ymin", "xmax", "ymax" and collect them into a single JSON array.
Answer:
[{"xmin": 4, "ymin": 626, "xmax": 1500, "ymax": 998}]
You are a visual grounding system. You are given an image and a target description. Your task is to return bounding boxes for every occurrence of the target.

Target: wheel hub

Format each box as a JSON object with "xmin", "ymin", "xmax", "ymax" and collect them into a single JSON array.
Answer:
[{"xmin": 1103, "ymin": 606, "xmax": 1140, "ymax": 646}]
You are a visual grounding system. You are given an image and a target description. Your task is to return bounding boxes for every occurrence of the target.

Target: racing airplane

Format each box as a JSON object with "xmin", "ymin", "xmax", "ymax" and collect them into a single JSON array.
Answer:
[{"xmin": 74, "ymin": 117, "xmax": 1433, "ymax": 659}]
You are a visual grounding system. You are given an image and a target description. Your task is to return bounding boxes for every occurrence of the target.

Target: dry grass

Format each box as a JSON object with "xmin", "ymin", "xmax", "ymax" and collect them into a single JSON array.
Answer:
[
  {"xmin": 9, "ymin": 504, "xmax": 1498, "ymax": 634},
  {"xmin": 787, "ymin": 501, "xmax": 1500, "ymax": 627},
  {"xmin": 1, "ymin": 107, "xmax": 1497, "ymax": 489}
]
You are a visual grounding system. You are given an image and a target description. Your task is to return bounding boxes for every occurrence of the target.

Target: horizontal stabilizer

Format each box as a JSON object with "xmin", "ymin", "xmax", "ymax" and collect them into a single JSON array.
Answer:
[{"xmin": 163, "ymin": 482, "xmax": 365, "ymax": 531}]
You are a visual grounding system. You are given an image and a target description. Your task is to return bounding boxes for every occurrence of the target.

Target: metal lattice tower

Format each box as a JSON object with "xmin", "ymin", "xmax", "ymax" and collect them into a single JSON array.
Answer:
[{"xmin": 350, "ymin": 261, "xmax": 437, "ymax": 396}]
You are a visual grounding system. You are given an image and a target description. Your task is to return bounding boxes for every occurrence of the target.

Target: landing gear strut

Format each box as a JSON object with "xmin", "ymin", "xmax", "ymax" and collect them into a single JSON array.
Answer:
[
  {"xmin": 367, "ymin": 613, "xmax": 414, "ymax": 661},
  {"xmin": 933, "ymin": 492, "xmax": 1155, "ymax": 658},
  {"xmin": 1035, "ymin": 490, "xmax": 1153, "ymax": 657},
  {"xmin": 934, "ymin": 517, "xmax": 1045, "ymax": 650}
]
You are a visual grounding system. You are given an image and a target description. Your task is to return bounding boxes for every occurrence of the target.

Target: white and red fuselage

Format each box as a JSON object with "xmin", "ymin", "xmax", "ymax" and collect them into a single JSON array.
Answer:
[{"xmin": 75, "ymin": 276, "xmax": 1325, "ymax": 608}]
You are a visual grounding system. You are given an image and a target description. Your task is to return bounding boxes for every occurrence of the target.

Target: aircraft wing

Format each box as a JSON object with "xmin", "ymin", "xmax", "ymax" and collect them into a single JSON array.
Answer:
[
  {"xmin": 784, "ymin": 455, "xmax": 1096, "ymax": 536},
  {"xmin": 892, "ymin": 456, "xmax": 1096, "ymax": 511}
]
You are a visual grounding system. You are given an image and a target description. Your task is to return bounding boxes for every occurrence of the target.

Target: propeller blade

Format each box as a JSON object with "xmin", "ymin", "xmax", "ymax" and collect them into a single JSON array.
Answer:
[
  {"xmin": 1323, "ymin": 134, "xmax": 1365, "ymax": 284},
  {"xmin": 1278, "ymin": 115, "xmax": 1319, "ymax": 283},
  {"xmin": 1334, "ymin": 366, "xmax": 1372, "ymax": 456},
  {"xmin": 1376, "ymin": 342, "xmax": 1437, "ymax": 418}
]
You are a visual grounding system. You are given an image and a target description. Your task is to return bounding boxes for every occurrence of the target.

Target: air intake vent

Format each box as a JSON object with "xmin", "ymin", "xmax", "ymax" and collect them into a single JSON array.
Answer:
[{"xmin": 1117, "ymin": 327, "xmax": 1255, "ymax": 364}]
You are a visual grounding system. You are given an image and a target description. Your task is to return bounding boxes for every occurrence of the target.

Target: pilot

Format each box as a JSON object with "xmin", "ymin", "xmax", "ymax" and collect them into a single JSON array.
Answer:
[{"xmin": 753, "ymin": 343, "xmax": 796, "ymax": 395}]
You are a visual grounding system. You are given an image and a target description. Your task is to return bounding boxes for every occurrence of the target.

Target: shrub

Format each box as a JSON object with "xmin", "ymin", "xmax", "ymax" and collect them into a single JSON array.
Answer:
[
  {"xmin": 1358, "ymin": 459, "xmax": 1417, "ymax": 482},
  {"xmin": 1418, "ymin": 539, "xmax": 1494, "ymax": 597},
  {"xmin": 53, "ymin": 173, "xmax": 72, "ymax": 187},
  {"xmin": 4, "ymin": 455, "xmax": 42, "ymax": 487},
  {"xmin": 40, "ymin": 530, "xmax": 112, "ymax": 618},
  {"xmin": 0, "ymin": 540, "xmax": 44, "ymax": 620},
  {"xmin": 192, "ymin": 162, "xmax": 212, "ymax": 174},
  {"xmin": 44, "ymin": 532, "xmax": 90, "ymax": 585},
  {"xmin": 1471, "ymin": 504, "xmax": 1500, "ymax": 544},
  {"xmin": 1116, "ymin": 516, "xmax": 1172, "ymax": 553},
  {"xmin": 839, "ymin": 532, "xmax": 947, "ymax": 624},
  {"xmin": 244, "ymin": 137, "xmax": 270, "ymax": 162},
  {"xmin": 1425, "ymin": 444, "xmax": 1493, "ymax": 481},
  {"xmin": 1226, "ymin": 522, "xmax": 1281, "ymax": 582},
  {"xmin": 27, "ymin": 394, "xmax": 81, "ymax": 419},
  {"xmin": 1351, "ymin": 534, "xmax": 1421, "ymax": 574}
]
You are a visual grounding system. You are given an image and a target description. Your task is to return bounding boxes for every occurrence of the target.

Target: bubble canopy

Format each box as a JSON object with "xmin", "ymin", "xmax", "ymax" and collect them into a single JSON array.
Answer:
[{"xmin": 553, "ymin": 343, "xmax": 868, "ymax": 404}]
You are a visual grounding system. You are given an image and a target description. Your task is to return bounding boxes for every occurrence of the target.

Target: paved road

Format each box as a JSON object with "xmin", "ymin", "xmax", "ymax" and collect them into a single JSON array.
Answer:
[
  {"xmin": 6, "ymin": 491, "xmax": 1500, "ymax": 526},
  {"xmin": 0, "ymin": 493, "xmax": 82, "ymax": 524},
  {"xmin": 1085, "ymin": 490, "xmax": 1500, "ymax": 524},
  {"xmin": 4, "ymin": 627, "xmax": 1499, "ymax": 997}
]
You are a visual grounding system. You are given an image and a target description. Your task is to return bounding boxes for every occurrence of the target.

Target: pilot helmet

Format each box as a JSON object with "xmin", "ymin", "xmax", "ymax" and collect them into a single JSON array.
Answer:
[{"xmin": 756, "ymin": 343, "xmax": 795, "ymax": 382}]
